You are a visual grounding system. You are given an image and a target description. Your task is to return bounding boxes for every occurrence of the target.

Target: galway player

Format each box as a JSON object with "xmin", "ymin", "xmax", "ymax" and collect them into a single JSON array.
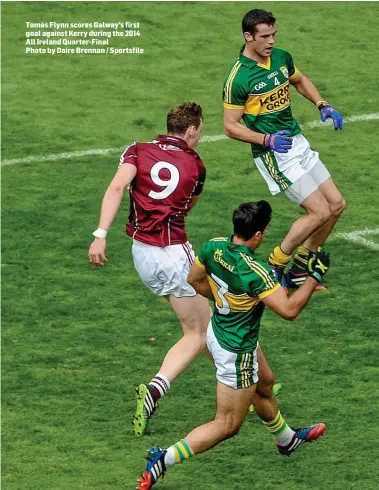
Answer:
[
  {"xmin": 223, "ymin": 9, "xmax": 345, "ymax": 288},
  {"xmin": 137, "ymin": 201, "xmax": 330, "ymax": 488},
  {"xmin": 88, "ymin": 102, "xmax": 211, "ymax": 436}
]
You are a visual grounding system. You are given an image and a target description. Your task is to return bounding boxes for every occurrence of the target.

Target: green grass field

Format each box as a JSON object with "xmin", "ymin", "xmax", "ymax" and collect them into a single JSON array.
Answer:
[{"xmin": 2, "ymin": 2, "xmax": 379, "ymax": 489}]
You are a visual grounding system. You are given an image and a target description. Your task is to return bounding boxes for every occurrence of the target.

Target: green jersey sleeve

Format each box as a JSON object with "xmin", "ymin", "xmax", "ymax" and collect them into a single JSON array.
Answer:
[
  {"xmin": 195, "ymin": 241, "xmax": 212, "ymax": 268},
  {"xmin": 282, "ymin": 49, "xmax": 300, "ymax": 80},
  {"xmin": 223, "ymin": 63, "xmax": 247, "ymax": 108},
  {"xmin": 239, "ymin": 254, "xmax": 280, "ymax": 299}
]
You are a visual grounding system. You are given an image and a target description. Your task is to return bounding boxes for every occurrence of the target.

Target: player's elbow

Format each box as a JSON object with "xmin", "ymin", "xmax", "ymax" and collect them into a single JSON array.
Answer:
[
  {"xmin": 223, "ymin": 121, "xmax": 236, "ymax": 138},
  {"xmin": 107, "ymin": 182, "xmax": 125, "ymax": 196},
  {"xmin": 282, "ymin": 309, "xmax": 298, "ymax": 321}
]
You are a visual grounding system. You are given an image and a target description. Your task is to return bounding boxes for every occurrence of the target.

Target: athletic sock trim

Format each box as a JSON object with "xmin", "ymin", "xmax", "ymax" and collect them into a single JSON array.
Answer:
[
  {"xmin": 269, "ymin": 246, "xmax": 292, "ymax": 267},
  {"xmin": 172, "ymin": 439, "xmax": 194, "ymax": 463},
  {"xmin": 149, "ymin": 373, "xmax": 171, "ymax": 400}
]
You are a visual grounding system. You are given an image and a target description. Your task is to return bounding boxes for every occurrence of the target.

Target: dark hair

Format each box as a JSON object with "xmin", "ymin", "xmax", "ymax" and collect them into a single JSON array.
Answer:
[
  {"xmin": 167, "ymin": 102, "xmax": 203, "ymax": 135},
  {"xmin": 242, "ymin": 9, "xmax": 276, "ymax": 36},
  {"xmin": 233, "ymin": 201, "xmax": 272, "ymax": 241}
]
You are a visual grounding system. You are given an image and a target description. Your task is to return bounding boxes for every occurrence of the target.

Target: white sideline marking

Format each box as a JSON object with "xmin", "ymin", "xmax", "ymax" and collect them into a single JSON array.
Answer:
[
  {"xmin": 2, "ymin": 112, "xmax": 379, "ymax": 167},
  {"xmin": 336, "ymin": 228, "xmax": 379, "ymax": 251}
]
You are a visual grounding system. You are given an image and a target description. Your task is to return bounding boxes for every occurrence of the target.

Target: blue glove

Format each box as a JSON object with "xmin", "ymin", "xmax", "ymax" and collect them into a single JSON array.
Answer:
[
  {"xmin": 318, "ymin": 103, "xmax": 343, "ymax": 130},
  {"xmin": 263, "ymin": 130, "xmax": 293, "ymax": 153}
]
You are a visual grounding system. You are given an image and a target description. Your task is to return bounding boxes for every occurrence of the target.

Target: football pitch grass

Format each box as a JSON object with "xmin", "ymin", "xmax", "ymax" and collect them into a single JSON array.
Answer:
[{"xmin": 2, "ymin": 2, "xmax": 379, "ymax": 489}]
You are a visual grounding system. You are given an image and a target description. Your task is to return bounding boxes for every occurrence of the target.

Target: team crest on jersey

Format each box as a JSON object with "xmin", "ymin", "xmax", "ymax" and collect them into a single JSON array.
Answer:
[
  {"xmin": 214, "ymin": 249, "xmax": 235, "ymax": 272},
  {"xmin": 280, "ymin": 66, "xmax": 289, "ymax": 79}
]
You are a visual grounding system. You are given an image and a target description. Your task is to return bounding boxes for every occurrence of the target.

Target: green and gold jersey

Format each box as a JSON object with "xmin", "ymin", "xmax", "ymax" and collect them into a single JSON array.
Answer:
[
  {"xmin": 223, "ymin": 46, "xmax": 302, "ymax": 157},
  {"xmin": 196, "ymin": 235, "xmax": 280, "ymax": 353}
]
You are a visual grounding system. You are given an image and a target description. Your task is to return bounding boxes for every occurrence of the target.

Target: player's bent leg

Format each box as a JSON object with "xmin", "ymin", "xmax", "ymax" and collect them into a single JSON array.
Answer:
[
  {"xmin": 133, "ymin": 295, "xmax": 210, "ymax": 437},
  {"xmin": 137, "ymin": 330, "xmax": 259, "ymax": 486},
  {"xmin": 185, "ymin": 381, "xmax": 255, "ymax": 453},
  {"xmin": 280, "ymin": 182, "xmax": 331, "ymax": 288},
  {"xmin": 287, "ymin": 174, "xmax": 345, "ymax": 289},
  {"xmin": 302, "ymin": 176, "xmax": 346, "ymax": 251},
  {"xmin": 133, "ymin": 242, "xmax": 211, "ymax": 436},
  {"xmin": 137, "ymin": 383, "xmax": 256, "ymax": 488},
  {"xmin": 250, "ymin": 344, "xmax": 278, "ymax": 420},
  {"xmin": 249, "ymin": 348, "xmax": 327, "ymax": 456},
  {"xmin": 270, "ymin": 178, "xmax": 331, "ymax": 288},
  {"xmin": 281, "ymin": 183, "xmax": 331, "ymax": 255},
  {"xmin": 159, "ymin": 294, "xmax": 211, "ymax": 381},
  {"xmin": 134, "ymin": 295, "xmax": 210, "ymax": 436}
]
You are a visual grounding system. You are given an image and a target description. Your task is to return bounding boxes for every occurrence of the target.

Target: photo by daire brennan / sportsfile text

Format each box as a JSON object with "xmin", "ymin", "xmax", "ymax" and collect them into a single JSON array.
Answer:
[{"xmin": 2, "ymin": 2, "xmax": 379, "ymax": 490}]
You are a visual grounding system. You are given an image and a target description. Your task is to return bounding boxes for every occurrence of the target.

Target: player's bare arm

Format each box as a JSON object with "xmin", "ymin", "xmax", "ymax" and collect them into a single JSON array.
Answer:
[
  {"xmin": 289, "ymin": 71, "xmax": 323, "ymax": 106},
  {"xmin": 88, "ymin": 163, "xmax": 137, "ymax": 266},
  {"xmin": 262, "ymin": 277, "xmax": 318, "ymax": 321},
  {"xmin": 263, "ymin": 248, "xmax": 330, "ymax": 319},
  {"xmin": 290, "ymin": 71, "xmax": 343, "ymax": 130},
  {"xmin": 224, "ymin": 107, "xmax": 266, "ymax": 145},
  {"xmin": 187, "ymin": 262, "xmax": 214, "ymax": 300}
]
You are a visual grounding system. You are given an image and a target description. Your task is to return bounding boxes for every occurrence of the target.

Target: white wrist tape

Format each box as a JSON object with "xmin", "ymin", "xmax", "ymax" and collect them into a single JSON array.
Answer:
[{"xmin": 92, "ymin": 228, "xmax": 108, "ymax": 238}]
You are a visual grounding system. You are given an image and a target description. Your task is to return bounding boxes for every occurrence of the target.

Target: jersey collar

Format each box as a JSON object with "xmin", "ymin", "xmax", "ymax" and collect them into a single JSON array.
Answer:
[
  {"xmin": 239, "ymin": 45, "xmax": 271, "ymax": 70},
  {"xmin": 227, "ymin": 234, "xmax": 255, "ymax": 255},
  {"xmin": 156, "ymin": 134, "xmax": 189, "ymax": 150}
]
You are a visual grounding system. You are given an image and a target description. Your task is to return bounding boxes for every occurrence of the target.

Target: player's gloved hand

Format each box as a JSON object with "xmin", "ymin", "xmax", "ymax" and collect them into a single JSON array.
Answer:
[
  {"xmin": 263, "ymin": 130, "xmax": 293, "ymax": 153},
  {"xmin": 318, "ymin": 102, "xmax": 343, "ymax": 130},
  {"xmin": 308, "ymin": 249, "xmax": 330, "ymax": 283}
]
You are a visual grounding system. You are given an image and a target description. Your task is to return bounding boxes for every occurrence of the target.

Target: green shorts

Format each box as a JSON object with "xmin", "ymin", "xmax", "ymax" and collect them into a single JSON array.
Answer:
[{"xmin": 206, "ymin": 322, "xmax": 259, "ymax": 389}]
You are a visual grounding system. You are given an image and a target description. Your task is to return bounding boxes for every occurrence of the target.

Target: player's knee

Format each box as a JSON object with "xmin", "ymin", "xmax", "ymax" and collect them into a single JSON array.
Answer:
[
  {"xmin": 223, "ymin": 420, "xmax": 242, "ymax": 439},
  {"xmin": 314, "ymin": 205, "xmax": 331, "ymax": 226},
  {"xmin": 256, "ymin": 372, "xmax": 276, "ymax": 397},
  {"xmin": 216, "ymin": 415, "xmax": 242, "ymax": 439},
  {"xmin": 180, "ymin": 314, "xmax": 208, "ymax": 335},
  {"xmin": 329, "ymin": 197, "xmax": 346, "ymax": 217},
  {"xmin": 183, "ymin": 330, "xmax": 207, "ymax": 351}
]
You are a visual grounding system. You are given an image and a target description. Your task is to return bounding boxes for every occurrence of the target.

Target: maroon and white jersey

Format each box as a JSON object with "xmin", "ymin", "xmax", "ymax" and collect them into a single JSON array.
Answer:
[{"xmin": 119, "ymin": 135, "xmax": 206, "ymax": 247}]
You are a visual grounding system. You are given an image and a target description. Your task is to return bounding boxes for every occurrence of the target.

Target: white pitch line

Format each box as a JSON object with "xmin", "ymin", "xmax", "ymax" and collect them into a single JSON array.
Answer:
[
  {"xmin": 335, "ymin": 228, "xmax": 379, "ymax": 251},
  {"xmin": 2, "ymin": 112, "xmax": 379, "ymax": 167}
]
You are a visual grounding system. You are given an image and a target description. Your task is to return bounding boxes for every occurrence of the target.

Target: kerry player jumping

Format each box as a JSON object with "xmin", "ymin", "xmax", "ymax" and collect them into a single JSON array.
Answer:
[{"xmin": 223, "ymin": 9, "xmax": 345, "ymax": 289}]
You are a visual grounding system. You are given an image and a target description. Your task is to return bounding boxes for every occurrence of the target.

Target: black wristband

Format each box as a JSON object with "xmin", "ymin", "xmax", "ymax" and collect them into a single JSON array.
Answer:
[{"xmin": 317, "ymin": 101, "xmax": 329, "ymax": 111}]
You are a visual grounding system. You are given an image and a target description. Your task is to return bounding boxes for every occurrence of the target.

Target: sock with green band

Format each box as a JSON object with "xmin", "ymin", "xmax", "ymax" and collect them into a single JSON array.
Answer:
[
  {"xmin": 268, "ymin": 246, "xmax": 292, "ymax": 268},
  {"xmin": 262, "ymin": 411, "xmax": 295, "ymax": 446},
  {"xmin": 164, "ymin": 439, "xmax": 195, "ymax": 467}
]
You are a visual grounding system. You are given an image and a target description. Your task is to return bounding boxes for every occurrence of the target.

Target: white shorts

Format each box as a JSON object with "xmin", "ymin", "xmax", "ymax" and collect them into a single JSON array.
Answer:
[
  {"xmin": 254, "ymin": 133, "xmax": 329, "ymax": 196},
  {"xmin": 206, "ymin": 322, "xmax": 259, "ymax": 389},
  {"xmin": 132, "ymin": 239, "xmax": 196, "ymax": 297},
  {"xmin": 284, "ymin": 160, "xmax": 331, "ymax": 205}
]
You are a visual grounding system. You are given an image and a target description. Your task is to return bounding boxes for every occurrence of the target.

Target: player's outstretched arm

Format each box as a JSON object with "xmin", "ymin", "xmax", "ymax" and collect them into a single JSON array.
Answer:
[
  {"xmin": 88, "ymin": 163, "xmax": 137, "ymax": 266},
  {"xmin": 187, "ymin": 262, "xmax": 214, "ymax": 300},
  {"xmin": 290, "ymin": 72, "xmax": 343, "ymax": 130},
  {"xmin": 262, "ymin": 278, "xmax": 318, "ymax": 320},
  {"xmin": 262, "ymin": 249, "xmax": 330, "ymax": 320}
]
